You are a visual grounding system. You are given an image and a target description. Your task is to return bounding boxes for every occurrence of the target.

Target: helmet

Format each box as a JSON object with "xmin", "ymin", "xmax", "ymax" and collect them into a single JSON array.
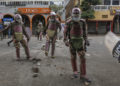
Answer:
[
  {"xmin": 50, "ymin": 11, "xmax": 56, "ymax": 22},
  {"xmin": 72, "ymin": 7, "xmax": 81, "ymax": 22},
  {"xmin": 50, "ymin": 11, "xmax": 56, "ymax": 16},
  {"xmin": 14, "ymin": 14, "xmax": 22, "ymax": 23}
]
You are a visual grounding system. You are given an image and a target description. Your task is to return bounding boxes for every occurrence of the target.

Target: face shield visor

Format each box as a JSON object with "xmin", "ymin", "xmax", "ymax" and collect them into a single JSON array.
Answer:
[
  {"xmin": 72, "ymin": 14, "xmax": 81, "ymax": 22},
  {"xmin": 72, "ymin": 8, "xmax": 81, "ymax": 22},
  {"xmin": 50, "ymin": 15, "xmax": 56, "ymax": 22},
  {"xmin": 14, "ymin": 14, "xmax": 22, "ymax": 23}
]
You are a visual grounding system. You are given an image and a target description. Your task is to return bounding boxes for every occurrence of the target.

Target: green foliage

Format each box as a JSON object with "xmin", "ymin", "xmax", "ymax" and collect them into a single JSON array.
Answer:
[
  {"xmin": 80, "ymin": 0, "xmax": 100, "ymax": 19},
  {"xmin": 81, "ymin": 10, "xmax": 95, "ymax": 19},
  {"xmin": 49, "ymin": 4, "xmax": 63, "ymax": 13}
]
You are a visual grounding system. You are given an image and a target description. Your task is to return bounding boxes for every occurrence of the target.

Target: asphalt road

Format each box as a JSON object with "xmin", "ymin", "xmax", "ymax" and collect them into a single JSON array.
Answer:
[{"xmin": 0, "ymin": 36, "xmax": 120, "ymax": 86}]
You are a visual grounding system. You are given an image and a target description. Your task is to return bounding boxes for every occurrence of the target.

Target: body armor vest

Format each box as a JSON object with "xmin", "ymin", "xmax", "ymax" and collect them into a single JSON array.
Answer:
[
  {"xmin": 14, "ymin": 25, "xmax": 23, "ymax": 32},
  {"xmin": 13, "ymin": 23, "xmax": 23, "ymax": 41},
  {"xmin": 68, "ymin": 21, "xmax": 84, "ymax": 50},
  {"xmin": 70, "ymin": 22, "xmax": 83, "ymax": 37},
  {"xmin": 48, "ymin": 22, "xmax": 57, "ymax": 31}
]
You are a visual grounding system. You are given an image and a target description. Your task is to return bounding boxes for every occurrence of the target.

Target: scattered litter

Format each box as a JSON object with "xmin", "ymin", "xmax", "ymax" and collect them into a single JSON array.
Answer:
[
  {"xmin": 32, "ymin": 66, "xmax": 39, "ymax": 73},
  {"xmin": 33, "ymin": 73, "xmax": 38, "ymax": 77},
  {"xmin": 37, "ymin": 62, "xmax": 41, "ymax": 66},
  {"xmin": 60, "ymin": 73, "xmax": 63, "ymax": 76},
  {"xmin": 41, "ymin": 44, "xmax": 45, "ymax": 50},
  {"xmin": 32, "ymin": 66, "xmax": 39, "ymax": 78}
]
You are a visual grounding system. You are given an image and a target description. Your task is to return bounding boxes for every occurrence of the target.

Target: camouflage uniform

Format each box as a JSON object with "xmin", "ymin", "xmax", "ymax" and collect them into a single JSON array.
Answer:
[
  {"xmin": 9, "ymin": 21, "xmax": 30, "ymax": 60},
  {"xmin": 64, "ymin": 18, "xmax": 88, "ymax": 78},
  {"xmin": 45, "ymin": 19, "xmax": 61, "ymax": 58}
]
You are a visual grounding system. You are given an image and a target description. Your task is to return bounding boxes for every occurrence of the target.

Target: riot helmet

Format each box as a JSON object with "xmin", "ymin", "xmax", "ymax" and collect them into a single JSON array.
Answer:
[
  {"xmin": 14, "ymin": 14, "xmax": 22, "ymax": 23},
  {"xmin": 72, "ymin": 7, "xmax": 81, "ymax": 22},
  {"xmin": 50, "ymin": 11, "xmax": 56, "ymax": 22}
]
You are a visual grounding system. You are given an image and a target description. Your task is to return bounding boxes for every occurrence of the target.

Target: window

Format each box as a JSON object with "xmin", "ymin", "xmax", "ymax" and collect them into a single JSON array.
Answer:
[
  {"xmin": 3, "ymin": 2, "xmax": 5, "ymax": 5},
  {"xmin": 0, "ymin": 2, "xmax": 6, "ymax": 5},
  {"xmin": 45, "ymin": 1, "xmax": 48, "ymax": 5},
  {"xmin": 43, "ymin": 1, "xmax": 48, "ymax": 5},
  {"xmin": 30, "ymin": 1, "xmax": 33, "ymax": 5},
  {"xmin": 35, "ymin": 1, "xmax": 37, "ymax": 4},
  {"xmin": 104, "ymin": 0, "xmax": 111, "ymax": 5},
  {"xmin": 38, "ymin": 1, "xmax": 42, "ymax": 5},
  {"xmin": 112, "ymin": 0, "xmax": 119, "ymax": 5}
]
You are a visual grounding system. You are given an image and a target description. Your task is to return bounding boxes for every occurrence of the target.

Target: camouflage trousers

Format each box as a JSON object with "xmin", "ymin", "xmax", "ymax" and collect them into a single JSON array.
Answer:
[
  {"xmin": 14, "ymin": 39, "xmax": 30, "ymax": 59},
  {"xmin": 69, "ymin": 44, "xmax": 86, "ymax": 77},
  {"xmin": 45, "ymin": 35, "xmax": 57, "ymax": 57}
]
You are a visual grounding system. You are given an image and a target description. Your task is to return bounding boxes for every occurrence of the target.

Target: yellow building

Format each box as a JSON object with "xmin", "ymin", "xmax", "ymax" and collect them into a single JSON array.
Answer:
[
  {"xmin": 88, "ymin": 5, "xmax": 120, "ymax": 34},
  {"xmin": 66, "ymin": 0, "xmax": 120, "ymax": 34}
]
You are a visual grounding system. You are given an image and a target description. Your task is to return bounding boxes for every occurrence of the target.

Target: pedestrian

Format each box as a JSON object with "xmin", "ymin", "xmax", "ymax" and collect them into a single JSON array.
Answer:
[
  {"xmin": 36, "ymin": 22, "xmax": 44, "ymax": 41},
  {"xmin": 64, "ymin": 7, "xmax": 91, "ymax": 85},
  {"xmin": 44, "ymin": 12, "xmax": 61, "ymax": 58},
  {"xmin": 0, "ymin": 14, "xmax": 31, "ymax": 61}
]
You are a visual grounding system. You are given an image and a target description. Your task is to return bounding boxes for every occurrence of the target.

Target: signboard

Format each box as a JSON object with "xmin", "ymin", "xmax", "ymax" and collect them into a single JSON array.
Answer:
[
  {"xmin": 110, "ymin": 6, "xmax": 120, "ymax": 15},
  {"xmin": 18, "ymin": 8, "xmax": 51, "ymax": 14},
  {"xmin": 3, "ymin": 18, "xmax": 13, "ymax": 25},
  {"xmin": 3, "ymin": 18, "xmax": 13, "ymax": 22}
]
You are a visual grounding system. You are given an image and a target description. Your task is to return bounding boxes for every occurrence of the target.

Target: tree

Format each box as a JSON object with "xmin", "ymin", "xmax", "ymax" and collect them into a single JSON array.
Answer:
[
  {"xmin": 49, "ymin": 4, "xmax": 63, "ymax": 14},
  {"xmin": 80, "ymin": 0, "xmax": 100, "ymax": 20}
]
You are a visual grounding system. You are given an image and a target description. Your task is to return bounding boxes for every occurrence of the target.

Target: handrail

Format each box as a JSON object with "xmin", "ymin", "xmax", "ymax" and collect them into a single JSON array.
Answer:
[{"xmin": 92, "ymin": 5, "xmax": 120, "ymax": 11}]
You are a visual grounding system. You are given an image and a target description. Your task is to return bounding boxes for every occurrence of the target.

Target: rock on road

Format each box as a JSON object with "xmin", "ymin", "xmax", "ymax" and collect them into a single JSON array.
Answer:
[{"xmin": 0, "ymin": 36, "xmax": 120, "ymax": 86}]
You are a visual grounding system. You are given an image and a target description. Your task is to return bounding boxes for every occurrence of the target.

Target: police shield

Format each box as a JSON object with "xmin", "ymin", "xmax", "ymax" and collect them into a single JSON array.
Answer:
[
  {"xmin": 25, "ymin": 27, "xmax": 32, "ymax": 39},
  {"xmin": 105, "ymin": 31, "xmax": 120, "ymax": 62}
]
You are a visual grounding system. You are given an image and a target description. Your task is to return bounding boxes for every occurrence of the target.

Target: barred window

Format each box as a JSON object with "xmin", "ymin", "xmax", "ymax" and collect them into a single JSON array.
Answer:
[
  {"xmin": 113, "ymin": 0, "xmax": 119, "ymax": 5},
  {"xmin": 104, "ymin": 0, "xmax": 111, "ymax": 5}
]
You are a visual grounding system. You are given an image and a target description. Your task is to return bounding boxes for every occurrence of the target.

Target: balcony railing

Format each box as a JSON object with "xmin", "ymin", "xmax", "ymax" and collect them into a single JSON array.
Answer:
[
  {"xmin": 92, "ymin": 5, "xmax": 120, "ymax": 11},
  {"xmin": 92, "ymin": 5, "xmax": 110, "ymax": 10}
]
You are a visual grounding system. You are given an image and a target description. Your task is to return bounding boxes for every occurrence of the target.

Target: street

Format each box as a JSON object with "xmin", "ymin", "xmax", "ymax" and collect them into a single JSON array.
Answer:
[{"xmin": 0, "ymin": 36, "xmax": 120, "ymax": 86}]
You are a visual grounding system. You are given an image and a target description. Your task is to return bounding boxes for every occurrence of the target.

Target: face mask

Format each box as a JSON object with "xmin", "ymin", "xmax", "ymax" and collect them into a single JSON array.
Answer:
[{"xmin": 72, "ymin": 14, "xmax": 81, "ymax": 22}]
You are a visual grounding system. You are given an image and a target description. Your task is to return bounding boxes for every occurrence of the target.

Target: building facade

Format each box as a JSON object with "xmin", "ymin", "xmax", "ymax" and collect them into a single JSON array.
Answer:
[
  {"xmin": 0, "ymin": 0, "xmax": 62, "ymax": 34},
  {"xmin": 65, "ymin": 0, "xmax": 120, "ymax": 34},
  {"xmin": 89, "ymin": 0, "xmax": 120, "ymax": 34}
]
